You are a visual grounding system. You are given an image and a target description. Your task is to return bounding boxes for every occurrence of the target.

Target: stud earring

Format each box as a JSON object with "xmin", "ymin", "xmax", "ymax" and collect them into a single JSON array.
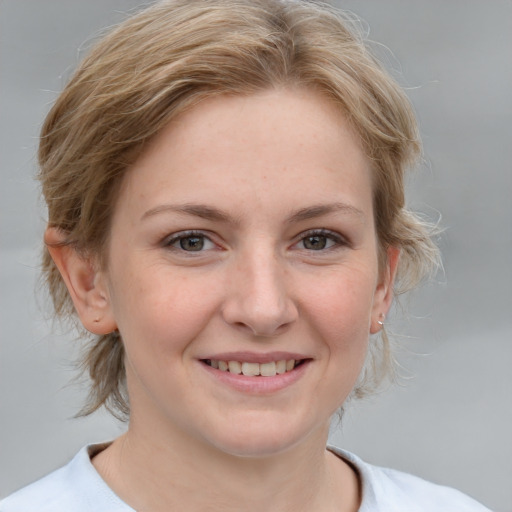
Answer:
[{"xmin": 377, "ymin": 313, "xmax": 385, "ymax": 326}]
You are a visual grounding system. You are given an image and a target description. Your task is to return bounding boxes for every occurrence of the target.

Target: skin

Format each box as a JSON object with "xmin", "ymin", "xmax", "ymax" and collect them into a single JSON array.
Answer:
[{"xmin": 47, "ymin": 88, "xmax": 399, "ymax": 511}]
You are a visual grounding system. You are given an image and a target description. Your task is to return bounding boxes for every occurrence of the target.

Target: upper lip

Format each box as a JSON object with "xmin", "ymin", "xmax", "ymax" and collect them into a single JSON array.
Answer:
[{"xmin": 198, "ymin": 351, "xmax": 311, "ymax": 364}]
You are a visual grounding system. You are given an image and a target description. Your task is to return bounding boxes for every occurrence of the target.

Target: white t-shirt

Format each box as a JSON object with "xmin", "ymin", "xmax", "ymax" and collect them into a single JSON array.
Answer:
[{"xmin": 0, "ymin": 443, "xmax": 491, "ymax": 511}]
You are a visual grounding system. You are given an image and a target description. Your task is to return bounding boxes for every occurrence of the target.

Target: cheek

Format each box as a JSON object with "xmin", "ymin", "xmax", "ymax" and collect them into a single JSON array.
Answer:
[
  {"xmin": 301, "ymin": 269, "xmax": 376, "ymax": 352},
  {"xmin": 308, "ymin": 264, "xmax": 376, "ymax": 311},
  {"xmin": 110, "ymin": 268, "xmax": 221, "ymax": 358}
]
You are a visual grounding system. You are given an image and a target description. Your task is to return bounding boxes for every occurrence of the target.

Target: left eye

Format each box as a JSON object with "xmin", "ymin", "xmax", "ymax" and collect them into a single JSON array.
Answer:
[
  {"xmin": 298, "ymin": 232, "xmax": 343, "ymax": 251},
  {"xmin": 166, "ymin": 233, "xmax": 216, "ymax": 252}
]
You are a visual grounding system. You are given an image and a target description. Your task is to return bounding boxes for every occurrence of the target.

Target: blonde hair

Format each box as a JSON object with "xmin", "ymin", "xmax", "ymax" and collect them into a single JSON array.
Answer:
[{"xmin": 39, "ymin": 0, "xmax": 440, "ymax": 419}]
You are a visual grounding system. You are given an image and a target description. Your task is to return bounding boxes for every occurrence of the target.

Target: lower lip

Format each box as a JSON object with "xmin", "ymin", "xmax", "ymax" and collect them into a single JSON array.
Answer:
[{"xmin": 199, "ymin": 360, "xmax": 311, "ymax": 394}]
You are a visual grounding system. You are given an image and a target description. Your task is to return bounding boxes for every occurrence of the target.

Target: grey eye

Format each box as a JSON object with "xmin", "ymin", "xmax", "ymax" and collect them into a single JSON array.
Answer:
[
  {"xmin": 179, "ymin": 236, "xmax": 205, "ymax": 251},
  {"xmin": 165, "ymin": 231, "xmax": 217, "ymax": 253},
  {"xmin": 302, "ymin": 235, "xmax": 328, "ymax": 250}
]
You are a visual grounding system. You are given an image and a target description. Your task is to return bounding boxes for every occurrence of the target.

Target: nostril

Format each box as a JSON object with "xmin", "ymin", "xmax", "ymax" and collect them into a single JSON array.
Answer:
[{"xmin": 220, "ymin": 275, "xmax": 299, "ymax": 336}]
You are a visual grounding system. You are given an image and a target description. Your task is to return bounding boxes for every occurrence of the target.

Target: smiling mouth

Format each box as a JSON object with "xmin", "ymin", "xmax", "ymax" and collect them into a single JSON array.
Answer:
[{"xmin": 202, "ymin": 359, "xmax": 306, "ymax": 377}]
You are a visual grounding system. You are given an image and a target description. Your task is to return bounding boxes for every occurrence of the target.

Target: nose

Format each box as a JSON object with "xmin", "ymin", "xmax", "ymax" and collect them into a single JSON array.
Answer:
[{"xmin": 221, "ymin": 247, "xmax": 298, "ymax": 337}]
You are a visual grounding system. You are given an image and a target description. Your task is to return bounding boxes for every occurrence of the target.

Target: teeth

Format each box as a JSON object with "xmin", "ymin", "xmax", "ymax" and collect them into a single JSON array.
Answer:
[
  {"xmin": 206, "ymin": 359, "xmax": 300, "ymax": 376},
  {"xmin": 228, "ymin": 361, "xmax": 241, "ymax": 374},
  {"xmin": 276, "ymin": 360, "xmax": 286, "ymax": 374},
  {"xmin": 241, "ymin": 362, "xmax": 260, "ymax": 376},
  {"xmin": 260, "ymin": 361, "xmax": 276, "ymax": 377}
]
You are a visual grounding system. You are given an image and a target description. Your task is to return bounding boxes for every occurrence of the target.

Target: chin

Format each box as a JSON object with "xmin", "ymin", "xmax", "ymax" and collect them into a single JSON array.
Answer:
[
  {"xmin": 203, "ymin": 413, "xmax": 328, "ymax": 459},
  {"xmin": 211, "ymin": 436, "xmax": 299, "ymax": 459}
]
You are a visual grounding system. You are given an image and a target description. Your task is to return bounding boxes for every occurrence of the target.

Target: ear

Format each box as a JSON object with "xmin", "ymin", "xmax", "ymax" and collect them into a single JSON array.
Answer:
[
  {"xmin": 370, "ymin": 246, "xmax": 400, "ymax": 334},
  {"xmin": 45, "ymin": 227, "xmax": 117, "ymax": 335}
]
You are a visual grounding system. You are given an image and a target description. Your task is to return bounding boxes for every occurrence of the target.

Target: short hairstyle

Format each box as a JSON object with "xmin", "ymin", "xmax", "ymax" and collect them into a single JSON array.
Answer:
[{"xmin": 39, "ymin": 0, "xmax": 440, "ymax": 419}]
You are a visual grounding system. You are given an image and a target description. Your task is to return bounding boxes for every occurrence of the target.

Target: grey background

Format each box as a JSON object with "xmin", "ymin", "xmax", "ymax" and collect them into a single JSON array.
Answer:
[{"xmin": 1, "ymin": 1, "xmax": 510, "ymax": 510}]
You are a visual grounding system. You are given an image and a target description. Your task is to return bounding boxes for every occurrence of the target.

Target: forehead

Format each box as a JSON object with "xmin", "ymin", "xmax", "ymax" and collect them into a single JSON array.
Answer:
[{"xmin": 116, "ymin": 88, "xmax": 373, "ymax": 222}]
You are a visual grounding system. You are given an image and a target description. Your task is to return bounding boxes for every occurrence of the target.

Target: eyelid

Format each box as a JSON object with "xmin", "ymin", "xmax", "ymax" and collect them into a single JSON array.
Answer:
[
  {"xmin": 293, "ymin": 228, "xmax": 350, "ymax": 249},
  {"xmin": 161, "ymin": 228, "xmax": 349, "ymax": 252},
  {"xmin": 162, "ymin": 230, "xmax": 218, "ymax": 251}
]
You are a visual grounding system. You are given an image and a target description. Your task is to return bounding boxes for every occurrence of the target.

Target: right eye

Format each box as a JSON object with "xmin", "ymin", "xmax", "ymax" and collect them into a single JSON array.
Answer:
[{"xmin": 164, "ymin": 231, "xmax": 216, "ymax": 252}]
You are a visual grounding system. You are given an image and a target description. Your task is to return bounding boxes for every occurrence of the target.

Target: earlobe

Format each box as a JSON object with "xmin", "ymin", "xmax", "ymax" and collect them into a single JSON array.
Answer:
[
  {"xmin": 44, "ymin": 227, "xmax": 117, "ymax": 335},
  {"xmin": 370, "ymin": 246, "xmax": 400, "ymax": 334}
]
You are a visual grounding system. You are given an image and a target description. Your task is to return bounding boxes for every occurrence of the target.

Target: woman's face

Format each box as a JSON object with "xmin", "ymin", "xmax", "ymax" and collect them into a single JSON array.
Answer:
[{"xmin": 99, "ymin": 88, "xmax": 396, "ymax": 456}]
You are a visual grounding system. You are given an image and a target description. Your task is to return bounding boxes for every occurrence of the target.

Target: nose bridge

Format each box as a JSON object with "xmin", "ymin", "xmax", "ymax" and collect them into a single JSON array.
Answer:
[{"xmin": 222, "ymin": 239, "xmax": 297, "ymax": 336}]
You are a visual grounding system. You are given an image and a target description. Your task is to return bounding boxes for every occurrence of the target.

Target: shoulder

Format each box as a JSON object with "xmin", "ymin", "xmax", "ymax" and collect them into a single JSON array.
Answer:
[
  {"xmin": 328, "ymin": 446, "xmax": 492, "ymax": 512},
  {"xmin": 0, "ymin": 444, "xmax": 132, "ymax": 512}
]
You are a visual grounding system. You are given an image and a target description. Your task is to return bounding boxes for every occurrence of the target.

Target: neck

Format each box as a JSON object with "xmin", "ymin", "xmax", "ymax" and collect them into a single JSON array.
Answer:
[{"xmin": 93, "ymin": 415, "xmax": 359, "ymax": 512}]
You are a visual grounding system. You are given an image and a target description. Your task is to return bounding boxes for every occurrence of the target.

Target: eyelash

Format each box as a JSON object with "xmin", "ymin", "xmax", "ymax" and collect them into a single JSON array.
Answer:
[
  {"xmin": 163, "ymin": 230, "xmax": 218, "ymax": 253},
  {"xmin": 294, "ymin": 229, "xmax": 349, "ymax": 252},
  {"xmin": 162, "ymin": 229, "xmax": 348, "ymax": 254}
]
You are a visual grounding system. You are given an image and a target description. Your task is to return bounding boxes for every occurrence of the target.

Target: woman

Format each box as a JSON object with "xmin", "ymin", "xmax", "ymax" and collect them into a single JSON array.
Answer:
[{"xmin": 0, "ymin": 1, "xmax": 491, "ymax": 510}]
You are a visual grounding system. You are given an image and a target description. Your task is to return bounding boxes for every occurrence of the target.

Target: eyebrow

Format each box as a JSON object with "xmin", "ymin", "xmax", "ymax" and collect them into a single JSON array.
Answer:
[
  {"xmin": 285, "ymin": 202, "xmax": 366, "ymax": 224},
  {"xmin": 141, "ymin": 203, "xmax": 234, "ymax": 223},
  {"xmin": 141, "ymin": 202, "xmax": 365, "ymax": 224}
]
